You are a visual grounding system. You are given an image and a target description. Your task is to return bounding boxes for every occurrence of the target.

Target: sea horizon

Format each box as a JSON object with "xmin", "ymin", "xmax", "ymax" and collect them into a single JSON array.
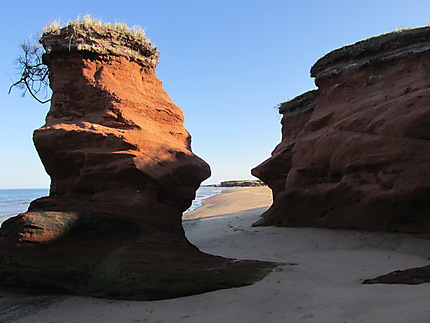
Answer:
[{"xmin": 0, "ymin": 186, "xmax": 230, "ymax": 224}]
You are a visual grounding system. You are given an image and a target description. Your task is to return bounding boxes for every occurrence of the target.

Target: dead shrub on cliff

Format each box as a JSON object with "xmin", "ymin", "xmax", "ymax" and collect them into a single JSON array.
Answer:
[
  {"xmin": 9, "ymin": 15, "xmax": 159, "ymax": 104},
  {"xmin": 8, "ymin": 40, "xmax": 50, "ymax": 103}
]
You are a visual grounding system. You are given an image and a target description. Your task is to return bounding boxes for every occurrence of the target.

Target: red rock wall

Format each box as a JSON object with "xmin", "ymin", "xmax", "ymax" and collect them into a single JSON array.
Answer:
[{"xmin": 253, "ymin": 28, "xmax": 430, "ymax": 233}]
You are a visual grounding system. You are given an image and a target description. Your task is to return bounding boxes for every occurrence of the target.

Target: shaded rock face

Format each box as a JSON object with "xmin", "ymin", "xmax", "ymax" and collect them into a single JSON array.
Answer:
[
  {"xmin": 253, "ymin": 27, "xmax": 430, "ymax": 233},
  {"xmin": 252, "ymin": 90, "xmax": 317, "ymax": 200},
  {"xmin": 0, "ymin": 24, "xmax": 275, "ymax": 299}
]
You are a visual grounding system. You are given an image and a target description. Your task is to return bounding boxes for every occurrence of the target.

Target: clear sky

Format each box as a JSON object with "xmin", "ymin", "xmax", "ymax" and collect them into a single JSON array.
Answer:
[{"xmin": 1, "ymin": 0, "xmax": 430, "ymax": 188}]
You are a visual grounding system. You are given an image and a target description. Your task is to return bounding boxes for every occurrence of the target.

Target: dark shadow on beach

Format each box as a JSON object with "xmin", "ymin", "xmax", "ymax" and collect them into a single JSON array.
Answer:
[{"xmin": 0, "ymin": 287, "xmax": 67, "ymax": 322}]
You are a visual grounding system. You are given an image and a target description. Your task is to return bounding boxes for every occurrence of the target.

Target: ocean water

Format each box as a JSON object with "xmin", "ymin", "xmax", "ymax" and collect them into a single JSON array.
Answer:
[
  {"xmin": 0, "ymin": 189, "xmax": 49, "ymax": 224},
  {"xmin": 0, "ymin": 187, "xmax": 227, "ymax": 224},
  {"xmin": 185, "ymin": 186, "xmax": 232, "ymax": 213}
]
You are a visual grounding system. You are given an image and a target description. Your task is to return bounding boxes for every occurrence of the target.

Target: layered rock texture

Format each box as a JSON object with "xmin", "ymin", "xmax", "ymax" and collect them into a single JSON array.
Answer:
[
  {"xmin": 253, "ymin": 27, "xmax": 430, "ymax": 233},
  {"xmin": 0, "ymin": 22, "xmax": 274, "ymax": 299},
  {"xmin": 253, "ymin": 27, "xmax": 430, "ymax": 285}
]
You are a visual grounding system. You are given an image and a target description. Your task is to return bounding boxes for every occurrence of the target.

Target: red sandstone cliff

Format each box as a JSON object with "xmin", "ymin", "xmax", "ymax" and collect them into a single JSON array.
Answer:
[
  {"xmin": 253, "ymin": 27, "xmax": 430, "ymax": 233},
  {"xmin": 252, "ymin": 27, "xmax": 430, "ymax": 285},
  {"xmin": 0, "ymin": 21, "xmax": 274, "ymax": 299}
]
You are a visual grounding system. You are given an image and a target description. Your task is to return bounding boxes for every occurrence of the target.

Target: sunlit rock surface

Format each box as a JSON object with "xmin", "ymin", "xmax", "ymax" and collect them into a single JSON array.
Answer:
[{"xmin": 0, "ymin": 22, "xmax": 275, "ymax": 300}]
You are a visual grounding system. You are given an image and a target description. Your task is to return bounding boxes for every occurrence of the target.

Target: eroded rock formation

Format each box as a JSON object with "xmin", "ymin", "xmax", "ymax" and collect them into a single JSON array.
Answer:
[
  {"xmin": 252, "ymin": 27, "xmax": 430, "ymax": 233},
  {"xmin": 363, "ymin": 264, "xmax": 430, "ymax": 285},
  {"xmin": 0, "ymin": 22, "xmax": 275, "ymax": 299}
]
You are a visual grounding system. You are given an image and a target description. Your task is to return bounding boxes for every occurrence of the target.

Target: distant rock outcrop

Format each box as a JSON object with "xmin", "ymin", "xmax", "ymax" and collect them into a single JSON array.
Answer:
[
  {"xmin": 0, "ymin": 21, "xmax": 274, "ymax": 299},
  {"xmin": 220, "ymin": 180, "xmax": 266, "ymax": 187},
  {"xmin": 252, "ymin": 27, "xmax": 430, "ymax": 233}
]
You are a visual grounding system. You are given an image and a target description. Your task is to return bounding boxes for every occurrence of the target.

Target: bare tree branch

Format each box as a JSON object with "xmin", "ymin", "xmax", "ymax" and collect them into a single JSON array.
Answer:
[{"xmin": 8, "ymin": 40, "xmax": 51, "ymax": 104}]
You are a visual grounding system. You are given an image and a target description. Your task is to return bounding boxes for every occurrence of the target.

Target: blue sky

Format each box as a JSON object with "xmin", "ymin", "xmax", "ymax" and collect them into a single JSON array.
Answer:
[{"xmin": 1, "ymin": 0, "xmax": 430, "ymax": 188}]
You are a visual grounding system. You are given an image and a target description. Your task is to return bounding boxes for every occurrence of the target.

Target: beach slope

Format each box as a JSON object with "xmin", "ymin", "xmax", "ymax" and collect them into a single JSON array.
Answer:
[{"xmin": 4, "ymin": 187, "xmax": 430, "ymax": 322}]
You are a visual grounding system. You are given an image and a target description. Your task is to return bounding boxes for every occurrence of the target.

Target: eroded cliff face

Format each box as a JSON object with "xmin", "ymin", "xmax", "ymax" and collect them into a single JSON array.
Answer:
[
  {"xmin": 0, "ymin": 23, "xmax": 275, "ymax": 299},
  {"xmin": 31, "ymin": 54, "xmax": 207, "ymax": 223},
  {"xmin": 252, "ymin": 90, "xmax": 317, "ymax": 200},
  {"xmin": 253, "ymin": 27, "xmax": 430, "ymax": 233}
]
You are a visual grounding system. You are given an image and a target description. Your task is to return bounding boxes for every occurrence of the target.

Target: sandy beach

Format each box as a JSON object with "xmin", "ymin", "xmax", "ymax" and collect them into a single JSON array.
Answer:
[{"xmin": 2, "ymin": 186, "xmax": 430, "ymax": 322}]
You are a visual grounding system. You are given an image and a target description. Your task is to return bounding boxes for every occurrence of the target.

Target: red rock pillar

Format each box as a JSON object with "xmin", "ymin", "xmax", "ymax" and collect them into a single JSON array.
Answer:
[{"xmin": 0, "ymin": 22, "xmax": 275, "ymax": 299}]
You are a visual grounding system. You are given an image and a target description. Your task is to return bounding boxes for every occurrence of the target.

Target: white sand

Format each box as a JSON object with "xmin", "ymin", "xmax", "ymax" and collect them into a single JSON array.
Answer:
[{"xmin": 13, "ymin": 187, "xmax": 430, "ymax": 322}]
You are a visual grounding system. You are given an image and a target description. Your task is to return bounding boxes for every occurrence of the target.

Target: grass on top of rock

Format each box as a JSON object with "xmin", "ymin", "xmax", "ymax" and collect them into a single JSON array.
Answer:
[
  {"xmin": 40, "ymin": 14, "xmax": 159, "ymax": 63},
  {"xmin": 43, "ymin": 14, "xmax": 152, "ymax": 47}
]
